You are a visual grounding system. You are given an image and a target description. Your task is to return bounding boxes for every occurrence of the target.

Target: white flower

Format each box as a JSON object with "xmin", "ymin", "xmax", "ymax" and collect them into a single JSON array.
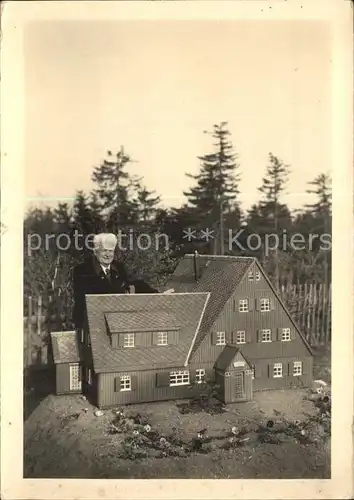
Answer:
[
  {"xmin": 231, "ymin": 426, "xmax": 238, "ymax": 435},
  {"xmin": 133, "ymin": 430, "xmax": 140, "ymax": 435},
  {"xmin": 144, "ymin": 424, "xmax": 151, "ymax": 432}
]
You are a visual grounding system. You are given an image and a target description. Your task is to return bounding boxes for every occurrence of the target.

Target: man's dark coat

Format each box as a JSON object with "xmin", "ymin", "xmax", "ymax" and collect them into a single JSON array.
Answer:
[{"xmin": 72, "ymin": 256, "xmax": 158, "ymax": 329}]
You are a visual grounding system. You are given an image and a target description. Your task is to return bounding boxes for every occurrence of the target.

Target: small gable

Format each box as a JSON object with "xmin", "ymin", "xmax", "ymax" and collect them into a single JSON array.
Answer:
[{"xmin": 214, "ymin": 346, "xmax": 250, "ymax": 372}]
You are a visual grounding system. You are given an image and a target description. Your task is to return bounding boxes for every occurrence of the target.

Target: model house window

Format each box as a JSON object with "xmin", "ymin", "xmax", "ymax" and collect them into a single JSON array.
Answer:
[
  {"xmin": 225, "ymin": 372, "xmax": 231, "ymax": 377},
  {"xmin": 195, "ymin": 368, "xmax": 206, "ymax": 384},
  {"xmin": 248, "ymin": 271, "xmax": 254, "ymax": 281},
  {"xmin": 236, "ymin": 330, "xmax": 246, "ymax": 344},
  {"xmin": 255, "ymin": 271, "xmax": 261, "ymax": 281},
  {"xmin": 169, "ymin": 370, "xmax": 190, "ymax": 386},
  {"xmin": 87, "ymin": 368, "xmax": 92, "ymax": 385},
  {"xmin": 216, "ymin": 331, "xmax": 226, "ymax": 345},
  {"xmin": 120, "ymin": 375, "xmax": 131, "ymax": 391},
  {"xmin": 251, "ymin": 366, "xmax": 255, "ymax": 379},
  {"xmin": 239, "ymin": 299, "xmax": 249, "ymax": 312},
  {"xmin": 261, "ymin": 329, "xmax": 272, "ymax": 342},
  {"xmin": 123, "ymin": 333, "xmax": 135, "ymax": 348},
  {"xmin": 273, "ymin": 363, "xmax": 283, "ymax": 378},
  {"xmin": 157, "ymin": 332, "xmax": 168, "ymax": 346},
  {"xmin": 281, "ymin": 328, "xmax": 291, "ymax": 341},
  {"xmin": 293, "ymin": 361, "xmax": 302, "ymax": 376},
  {"xmin": 260, "ymin": 298, "xmax": 271, "ymax": 312}
]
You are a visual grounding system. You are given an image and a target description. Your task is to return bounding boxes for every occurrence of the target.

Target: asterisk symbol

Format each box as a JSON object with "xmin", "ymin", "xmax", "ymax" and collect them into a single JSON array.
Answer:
[
  {"xmin": 183, "ymin": 228, "xmax": 197, "ymax": 241},
  {"xmin": 200, "ymin": 228, "xmax": 215, "ymax": 241}
]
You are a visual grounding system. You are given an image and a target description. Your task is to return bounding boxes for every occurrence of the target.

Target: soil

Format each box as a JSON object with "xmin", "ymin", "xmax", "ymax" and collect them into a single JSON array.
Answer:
[{"xmin": 24, "ymin": 345, "xmax": 331, "ymax": 479}]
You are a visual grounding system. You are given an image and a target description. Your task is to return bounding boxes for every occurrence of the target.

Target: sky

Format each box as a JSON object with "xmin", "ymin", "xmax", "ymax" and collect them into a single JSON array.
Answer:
[{"xmin": 24, "ymin": 20, "xmax": 332, "ymax": 214}]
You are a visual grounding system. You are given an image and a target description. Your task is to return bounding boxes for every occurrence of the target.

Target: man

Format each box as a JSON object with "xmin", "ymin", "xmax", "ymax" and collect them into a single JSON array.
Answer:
[{"xmin": 72, "ymin": 232, "xmax": 161, "ymax": 330}]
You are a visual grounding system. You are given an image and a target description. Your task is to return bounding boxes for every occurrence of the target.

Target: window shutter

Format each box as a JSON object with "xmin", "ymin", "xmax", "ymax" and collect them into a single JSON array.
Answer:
[
  {"xmin": 152, "ymin": 332, "xmax": 159, "ymax": 345},
  {"xmin": 118, "ymin": 334, "xmax": 125, "ymax": 347},
  {"xmin": 301, "ymin": 359, "xmax": 308, "ymax": 375},
  {"xmin": 168, "ymin": 330, "xmax": 178, "ymax": 345},
  {"xmin": 248, "ymin": 298, "xmax": 254, "ymax": 311},
  {"xmin": 131, "ymin": 375, "xmax": 138, "ymax": 391},
  {"xmin": 257, "ymin": 329, "xmax": 261, "ymax": 342},
  {"xmin": 114, "ymin": 377, "xmax": 120, "ymax": 392},
  {"xmin": 267, "ymin": 364, "xmax": 271, "ymax": 378},
  {"xmin": 290, "ymin": 328, "xmax": 296, "ymax": 340},
  {"xmin": 225, "ymin": 331, "xmax": 232, "ymax": 344},
  {"xmin": 276, "ymin": 328, "xmax": 282, "ymax": 341},
  {"xmin": 211, "ymin": 332, "xmax": 218, "ymax": 345},
  {"xmin": 190, "ymin": 370, "xmax": 197, "ymax": 384},
  {"xmin": 255, "ymin": 299, "xmax": 260, "ymax": 311},
  {"xmin": 270, "ymin": 298, "xmax": 276, "ymax": 310},
  {"xmin": 271, "ymin": 328, "xmax": 277, "ymax": 341},
  {"xmin": 231, "ymin": 330, "xmax": 238, "ymax": 344},
  {"xmin": 156, "ymin": 371, "xmax": 170, "ymax": 387},
  {"xmin": 246, "ymin": 329, "xmax": 252, "ymax": 343},
  {"xmin": 205, "ymin": 368, "xmax": 215, "ymax": 383},
  {"xmin": 287, "ymin": 362, "xmax": 292, "ymax": 376}
]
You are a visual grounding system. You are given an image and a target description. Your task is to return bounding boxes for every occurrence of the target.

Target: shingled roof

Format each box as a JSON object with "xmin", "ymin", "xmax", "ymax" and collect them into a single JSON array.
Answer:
[
  {"xmin": 162, "ymin": 255, "xmax": 255, "ymax": 360},
  {"xmin": 85, "ymin": 292, "xmax": 210, "ymax": 373},
  {"xmin": 50, "ymin": 330, "xmax": 82, "ymax": 364}
]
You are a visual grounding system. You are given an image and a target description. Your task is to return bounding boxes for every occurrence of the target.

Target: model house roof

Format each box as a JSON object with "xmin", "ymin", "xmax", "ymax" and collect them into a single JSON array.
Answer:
[
  {"xmin": 85, "ymin": 292, "xmax": 210, "ymax": 373},
  {"xmin": 163, "ymin": 255, "xmax": 255, "ymax": 359},
  {"xmin": 50, "ymin": 330, "xmax": 82, "ymax": 364},
  {"xmin": 105, "ymin": 310, "xmax": 181, "ymax": 333}
]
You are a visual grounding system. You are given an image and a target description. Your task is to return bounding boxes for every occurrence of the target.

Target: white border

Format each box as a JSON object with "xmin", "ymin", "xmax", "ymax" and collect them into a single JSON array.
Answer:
[{"xmin": 1, "ymin": 1, "xmax": 353, "ymax": 499}]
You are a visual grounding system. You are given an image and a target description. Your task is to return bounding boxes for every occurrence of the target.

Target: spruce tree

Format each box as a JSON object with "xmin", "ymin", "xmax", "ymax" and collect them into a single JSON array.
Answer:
[
  {"xmin": 183, "ymin": 122, "xmax": 241, "ymax": 253},
  {"xmin": 91, "ymin": 147, "xmax": 138, "ymax": 230}
]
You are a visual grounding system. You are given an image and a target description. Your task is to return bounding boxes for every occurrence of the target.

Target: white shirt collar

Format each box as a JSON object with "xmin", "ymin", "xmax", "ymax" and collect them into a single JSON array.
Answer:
[{"xmin": 100, "ymin": 264, "xmax": 110, "ymax": 274}]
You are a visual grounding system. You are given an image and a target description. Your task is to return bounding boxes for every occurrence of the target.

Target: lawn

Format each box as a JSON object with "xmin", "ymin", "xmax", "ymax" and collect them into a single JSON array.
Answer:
[{"xmin": 24, "ymin": 347, "xmax": 331, "ymax": 479}]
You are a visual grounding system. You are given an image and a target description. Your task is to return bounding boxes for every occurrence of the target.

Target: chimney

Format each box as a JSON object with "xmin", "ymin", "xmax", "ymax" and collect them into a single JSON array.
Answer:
[{"xmin": 193, "ymin": 250, "xmax": 199, "ymax": 282}]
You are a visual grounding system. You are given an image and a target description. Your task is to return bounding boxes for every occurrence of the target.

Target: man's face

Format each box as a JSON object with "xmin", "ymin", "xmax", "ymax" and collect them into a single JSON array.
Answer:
[{"xmin": 95, "ymin": 247, "xmax": 115, "ymax": 266}]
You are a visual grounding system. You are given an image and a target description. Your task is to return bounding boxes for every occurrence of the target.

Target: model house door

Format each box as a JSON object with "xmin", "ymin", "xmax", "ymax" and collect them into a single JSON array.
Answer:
[
  {"xmin": 234, "ymin": 371, "xmax": 245, "ymax": 399},
  {"xmin": 69, "ymin": 363, "xmax": 82, "ymax": 391}
]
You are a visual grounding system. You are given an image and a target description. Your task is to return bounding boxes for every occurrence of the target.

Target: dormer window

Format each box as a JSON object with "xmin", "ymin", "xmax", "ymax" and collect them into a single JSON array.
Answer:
[
  {"xmin": 123, "ymin": 333, "xmax": 135, "ymax": 348},
  {"xmin": 260, "ymin": 298, "xmax": 271, "ymax": 312},
  {"xmin": 239, "ymin": 299, "xmax": 249, "ymax": 312},
  {"xmin": 255, "ymin": 270, "xmax": 261, "ymax": 281},
  {"xmin": 157, "ymin": 332, "xmax": 168, "ymax": 346}
]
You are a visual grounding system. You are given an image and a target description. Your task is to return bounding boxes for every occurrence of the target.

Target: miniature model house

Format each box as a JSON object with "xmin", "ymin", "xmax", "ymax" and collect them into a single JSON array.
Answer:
[{"xmin": 50, "ymin": 255, "xmax": 313, "ymax": 408}]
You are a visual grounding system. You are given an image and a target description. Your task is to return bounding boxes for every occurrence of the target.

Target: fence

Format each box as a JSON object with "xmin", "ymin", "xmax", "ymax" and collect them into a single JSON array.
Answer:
[{"xmin": 23, "ymin": 283, "xmax": 332, "ymax": 368}]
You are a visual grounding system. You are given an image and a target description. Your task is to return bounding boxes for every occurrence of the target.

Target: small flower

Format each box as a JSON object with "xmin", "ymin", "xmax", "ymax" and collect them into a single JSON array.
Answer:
[
  {"xmin": 300, "ymin": 429, "xmax": 306, "ymax": 436},
  {"xmin": 144, "ymin": 424, "xmax": 151, "ymax": 433},
  {"xmin": 132, "ymin": 430, "xmax": 140, "ymax": 435},
  {"xmin": 231, "ymin": 426, "xmax": 238, "ymax": 435}
]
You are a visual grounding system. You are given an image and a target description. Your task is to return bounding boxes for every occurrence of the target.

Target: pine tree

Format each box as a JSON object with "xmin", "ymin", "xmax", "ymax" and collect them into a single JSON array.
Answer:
[
  {"xmin": 304, "ymin": 173, "xmax": 332, "ymax": 286},
  {"xmin": 252, "ymin": 153, "xmax": 291, "ymax": 289},
  {"xmin": 134, "ymin": 185, "xmax": 161, "ymax": 223},
  {"xmin": 184, "ymin": 122, "xmax": 241, "ymax": 214},
  {"xmin": 183, "ymin": 122, "xmax": 241, "ymax": 253},
  {"xmin": 91, "ymin": 147, "xmax": 138, "ymax": 230},
  {"xmin": 72, "ymin": 191, "xmax": 93, "ymax": 236}
]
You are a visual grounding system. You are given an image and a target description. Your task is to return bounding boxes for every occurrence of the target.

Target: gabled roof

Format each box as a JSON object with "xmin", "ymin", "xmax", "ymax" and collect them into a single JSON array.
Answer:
[
  {"xmin": 163, "ymin": 255, "xmax": 255, "ymax": 360},
  {"xmin": 85, "ymin": 293, "xmax": 210, "ymax": 373},
  {"xmin": 214, "ymin": 346, "xmax": 250, "ymax": 371},
  {"xmin": 105, "ymin": 311, "xmax": 181, "ymax": 333},
  {"xmin": 50, "ymin": 331, "xmax": 82, "ymax": 364}
]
